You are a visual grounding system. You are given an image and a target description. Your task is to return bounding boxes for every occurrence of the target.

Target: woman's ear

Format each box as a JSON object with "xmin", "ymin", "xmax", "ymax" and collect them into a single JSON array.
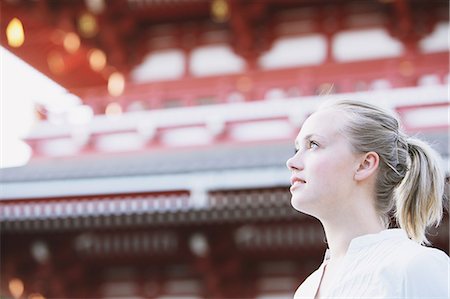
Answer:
[{"xmin": 354, "ymin": 151, "xmax": 379, "ymax": 181}]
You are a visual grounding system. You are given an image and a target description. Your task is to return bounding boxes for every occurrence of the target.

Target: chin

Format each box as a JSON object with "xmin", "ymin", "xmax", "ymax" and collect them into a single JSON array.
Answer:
[
  {"xmin": 291, "ymin": 196, "xmax": 314, "ymax": 213},
  {"xmin": 291, "ymin": 193, "xmax": 325, "ymax": 217}
]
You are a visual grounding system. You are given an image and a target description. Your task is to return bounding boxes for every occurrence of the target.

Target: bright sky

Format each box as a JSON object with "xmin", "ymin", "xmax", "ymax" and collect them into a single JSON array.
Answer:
[{"xmin": 0, "ymin": 46, "xmax": 80, "ymax": 168}]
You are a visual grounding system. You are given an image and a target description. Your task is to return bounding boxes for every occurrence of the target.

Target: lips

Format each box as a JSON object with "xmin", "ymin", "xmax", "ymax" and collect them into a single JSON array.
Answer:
[{"xmin": 290, "ymin": 176, "xmax": 306, "ymax": 186}]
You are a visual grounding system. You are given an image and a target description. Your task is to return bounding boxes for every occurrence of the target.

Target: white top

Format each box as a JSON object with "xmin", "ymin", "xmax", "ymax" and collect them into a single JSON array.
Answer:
[{"xmin": 294, "ymin": 229, "xmax": 450, "ymax": 299}]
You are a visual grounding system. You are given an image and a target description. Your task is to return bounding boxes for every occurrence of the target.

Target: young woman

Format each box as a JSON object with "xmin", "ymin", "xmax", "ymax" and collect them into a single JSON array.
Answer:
[{"xmin": 286, "ymin": 100, "xmax": 449, "ymax": 298}]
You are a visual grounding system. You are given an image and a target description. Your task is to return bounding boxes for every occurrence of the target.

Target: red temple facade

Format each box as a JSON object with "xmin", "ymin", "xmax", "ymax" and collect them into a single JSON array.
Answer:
[{"xmin": 1, "ymin": 0, "xmax": 448, "ymax": 298}]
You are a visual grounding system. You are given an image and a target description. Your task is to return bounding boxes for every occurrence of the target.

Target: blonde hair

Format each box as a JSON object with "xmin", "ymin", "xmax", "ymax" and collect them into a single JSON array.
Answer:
[{"xmin": 319, "ymin": 100, "xmax": 445, "ymax": 244}]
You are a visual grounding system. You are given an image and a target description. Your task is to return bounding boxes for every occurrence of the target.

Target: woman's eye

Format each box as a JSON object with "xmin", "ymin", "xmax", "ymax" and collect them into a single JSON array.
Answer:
[{"xmin": 308, "ymin": 140, "xmax": 319, "ymax": 149}]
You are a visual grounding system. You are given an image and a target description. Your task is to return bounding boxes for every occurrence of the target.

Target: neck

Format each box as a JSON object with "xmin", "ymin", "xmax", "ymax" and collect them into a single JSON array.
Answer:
[{"xmin": 320, "ymin": 199, "xmax": 385, "ymax": 261}]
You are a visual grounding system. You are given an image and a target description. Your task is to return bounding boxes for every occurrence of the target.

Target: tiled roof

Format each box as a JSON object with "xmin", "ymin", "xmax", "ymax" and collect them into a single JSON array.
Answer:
[{"xmin": 0, "ymin": 142, "xmax": 293, "ymax": 183}]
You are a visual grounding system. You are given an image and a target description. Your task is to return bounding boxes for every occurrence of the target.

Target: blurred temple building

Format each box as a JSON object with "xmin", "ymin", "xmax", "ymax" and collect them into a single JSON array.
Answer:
[{"xmin": 1, "ymin": 0, "xmax": 449, "ymax": 298}]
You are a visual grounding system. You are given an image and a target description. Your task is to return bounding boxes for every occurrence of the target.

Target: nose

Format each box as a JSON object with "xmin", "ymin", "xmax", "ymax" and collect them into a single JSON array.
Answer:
[{"xmin": 286, "ymin": 151, "xmax": 303, "ymax": 171}]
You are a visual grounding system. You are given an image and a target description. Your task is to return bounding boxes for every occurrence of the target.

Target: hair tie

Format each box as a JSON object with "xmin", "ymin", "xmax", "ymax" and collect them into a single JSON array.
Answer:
[{"xmin": 392, "ymin": 133, "xmax": 399, "ymax": 166}]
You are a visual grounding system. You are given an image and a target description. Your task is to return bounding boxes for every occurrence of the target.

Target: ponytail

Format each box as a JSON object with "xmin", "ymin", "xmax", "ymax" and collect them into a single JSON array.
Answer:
[{"xmin": 395, "ymin": 138, "xmax": 445, "ymax": 244}]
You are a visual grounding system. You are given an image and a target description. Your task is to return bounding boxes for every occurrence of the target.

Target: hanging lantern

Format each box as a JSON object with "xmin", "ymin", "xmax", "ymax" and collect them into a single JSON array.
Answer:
[
  {"xmin": 107, "ymin": 72, "xmax": 125, "ymax": 97},
  {"xmin": 6, "ymin": 17, "xmax": 25, "ymax": 47},
  {"xmin": 88, "ymin": 48, "xmax": 107, "ymax": 72},
  {"xmin": 63, "ymin": 32, "xmax": 81, "ymax": 54},
  {"xmin": 211, "ymin": 0, "xmax": 230, "ymax": 23},
  {"xmin": 8, "ymin": 278, "xmax": 24, "ymax": 299},
  {"xmin": 78, "ymin": 12, "xmax": 98, "ymax": 38},
  {"xmin": 85, "ymin": 0, "xmax": 105, "ymax": 14},
  {"xmin": 105, "ymin": 102, "xmax": 122, "ymax": 116},
  {"xmin": 47, "ymin": 51, "xmax": 65, "ymax": 74}
]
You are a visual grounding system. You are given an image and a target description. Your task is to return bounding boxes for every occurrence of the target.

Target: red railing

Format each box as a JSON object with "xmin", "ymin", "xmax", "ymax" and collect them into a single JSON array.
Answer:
[{"xmin": 72, "ymin": 52, "xmax": 448, "ymax": 114}]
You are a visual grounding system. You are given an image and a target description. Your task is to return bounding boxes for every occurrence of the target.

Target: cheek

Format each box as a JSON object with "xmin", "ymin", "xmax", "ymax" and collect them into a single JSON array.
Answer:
[
  {"xmin": 310, "ymin": 155, "xmax": 354, "ymax": 185},
  {"xmin": 310, "ymin": 157, "xmax": 336, "ymax": 177}
]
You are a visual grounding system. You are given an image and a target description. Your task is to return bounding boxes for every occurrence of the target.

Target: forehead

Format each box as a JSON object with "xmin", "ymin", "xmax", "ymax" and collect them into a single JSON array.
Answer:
[{"xmin": 296, "ymin": 109, "xmax": 347, "ymax": 140}]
